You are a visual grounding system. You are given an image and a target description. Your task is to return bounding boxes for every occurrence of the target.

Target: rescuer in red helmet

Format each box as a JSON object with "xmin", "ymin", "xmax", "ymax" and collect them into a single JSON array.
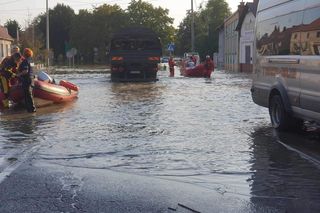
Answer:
[
  {"xmin": 168, "ymin": 56, "xmax": 175, "ymax": 77},
  {"xmin": 203, "ymin": 55, "xmax": 214, "ymax": 78}
]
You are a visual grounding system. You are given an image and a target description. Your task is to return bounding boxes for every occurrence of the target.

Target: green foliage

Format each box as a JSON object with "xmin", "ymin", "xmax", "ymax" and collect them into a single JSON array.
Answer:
[
  {"xmin": 4, "ymin": 20, "xmax": 20, "ymax": 39},
  {"xmin": 36, "ymin": 4, "xmax": 75, "ymax": 61},
  {"xmin": 31, "ymin": 1, "xmax": 174, "ymax": 64},
  {"xmin": 70, "ymin": 5, "xmax": 128, "ymax": 63},
  {"xmin": 127, "ymin": 0, "xmax": 175, "ymax": 50},
  {"xmin": 26, "ymin": 0, "xmax": 230, "ymax": 64},
  {"xmin": 176, "ymin": 0, "xmax": 231, "ymax": 59}
]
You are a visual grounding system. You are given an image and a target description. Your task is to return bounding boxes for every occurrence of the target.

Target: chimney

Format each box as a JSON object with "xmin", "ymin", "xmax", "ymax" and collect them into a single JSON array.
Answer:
[{"xmin": 238, "ymin": 1, "xmax": 245, "ymax": 15}]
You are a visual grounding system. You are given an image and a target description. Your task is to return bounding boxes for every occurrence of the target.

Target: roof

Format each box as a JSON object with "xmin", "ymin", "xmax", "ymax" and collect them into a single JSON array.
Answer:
[
  {"xmin": 0, "ymin": 26, "xmax": 13, "ymax": 41},
  {"xmin": 112, "ymin": 27, "xmax": 158, "ymax": 39},
  {"xmin": 235, "ymin": 1, "xmax": 259, "ymax": 31}
]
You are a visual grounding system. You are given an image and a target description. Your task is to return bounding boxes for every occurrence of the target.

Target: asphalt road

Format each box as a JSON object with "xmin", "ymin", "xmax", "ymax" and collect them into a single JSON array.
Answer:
[{"xmin": 0, "ymin": 160, "xmax": 280, "ymax": 213}]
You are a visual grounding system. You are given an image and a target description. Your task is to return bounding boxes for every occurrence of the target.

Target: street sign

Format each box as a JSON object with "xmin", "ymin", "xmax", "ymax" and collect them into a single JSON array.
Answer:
[
  {"xmin": 167, "ymin": 43, "xmax": 175, "ymax": 52},
  {"xmin": 66, "ymin": 48, "xmax": 77, "ymax": 58}
]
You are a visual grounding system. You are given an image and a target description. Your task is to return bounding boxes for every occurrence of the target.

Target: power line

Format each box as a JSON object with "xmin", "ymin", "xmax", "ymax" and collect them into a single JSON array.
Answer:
[
  {"xmin": 0, "ymin": 8, "xmax": 45, "ymax": 12},
  {"xmin": 0, "ymin": 0, "xmax": 24, "ymax": 6}
]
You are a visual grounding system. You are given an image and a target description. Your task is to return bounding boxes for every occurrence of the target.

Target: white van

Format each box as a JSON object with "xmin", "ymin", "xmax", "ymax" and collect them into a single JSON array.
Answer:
[{"xmin": 251, "ymin": 0, "xmax": 320, "ymax": 130}]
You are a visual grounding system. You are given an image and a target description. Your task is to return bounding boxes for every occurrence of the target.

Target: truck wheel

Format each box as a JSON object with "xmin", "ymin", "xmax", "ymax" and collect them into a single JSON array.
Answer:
[{"xmin": 269, "ymin": 95, "xmax": 302, "ymax": 131}]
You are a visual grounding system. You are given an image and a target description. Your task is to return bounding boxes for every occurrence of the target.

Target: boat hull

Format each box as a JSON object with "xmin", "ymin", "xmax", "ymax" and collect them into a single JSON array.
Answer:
[
  {"xmin": 181, "ymin": 64, "xmax": 211, "ymax": 77},
  {"xmin": 9, "ymin": 80, "xmax": 78, "ymax": 104}
]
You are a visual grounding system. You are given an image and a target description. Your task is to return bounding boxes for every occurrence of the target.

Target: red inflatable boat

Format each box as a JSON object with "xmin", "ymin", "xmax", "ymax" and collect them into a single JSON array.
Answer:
[
  {"xmin": 8, "ymin": 79, "xmax": 79, "ymax": 105},
  {"xmin": 181, "ymin": 63, "xmax": 214, "ymax": 78}
]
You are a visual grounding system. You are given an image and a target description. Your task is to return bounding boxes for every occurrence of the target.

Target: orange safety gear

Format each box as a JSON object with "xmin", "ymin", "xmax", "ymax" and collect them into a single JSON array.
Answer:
[
  {"xmin": 23, "ymin": 48, "xmax": 33, "ymax": 58},
  {"xmin": 204, "ymin": 57, "xmax": 214, "ymax": 78},
  {"xmin": 0, "ymin": 53, "xmax": 22, "ymax": 108},
  {"xmin": 168, "ymin": 57, "xmax": 175, "ymax": 77}
]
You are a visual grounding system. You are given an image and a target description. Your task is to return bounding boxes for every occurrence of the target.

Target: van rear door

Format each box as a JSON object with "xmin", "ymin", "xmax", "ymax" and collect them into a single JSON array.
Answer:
[{"xmin": 299, "ymin": 0, "xmax": 320, "ymax": 115}]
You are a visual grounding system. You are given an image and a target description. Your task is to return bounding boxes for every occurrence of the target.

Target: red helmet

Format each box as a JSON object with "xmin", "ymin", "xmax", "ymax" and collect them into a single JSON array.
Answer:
[{"xmin": 23, "ymin": 48, "xmax": 33, "ymax": 58}]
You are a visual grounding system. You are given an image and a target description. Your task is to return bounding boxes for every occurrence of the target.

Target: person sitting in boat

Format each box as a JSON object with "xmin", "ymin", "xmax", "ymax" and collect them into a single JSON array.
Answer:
[
  {"xmin": 203, "ymin": 55, "xmax": 214, "ymax": 78},
  {"xmin": 168, "ymin": 56, "xmax": 175, "ymax": 77},
  {"xmin": 187, "ymin": 56, "xmax": 195, "ymax": 68},
  {"xmin": 16, "ymin": 48, "xmax": 36, "ymax": 113},
  {"xmin": 191, "ymin": 54, "xmax": 197, "ymax": 65},
  {"xmin": 0, "ymin": 52, "xmax": 23, "ymax": 108}
]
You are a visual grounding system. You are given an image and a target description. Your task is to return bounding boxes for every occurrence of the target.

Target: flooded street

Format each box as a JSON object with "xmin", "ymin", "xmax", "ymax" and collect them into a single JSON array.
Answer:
[{"xmin": 1, "ymin": 69, "xmax": 320, "ymax": 211}]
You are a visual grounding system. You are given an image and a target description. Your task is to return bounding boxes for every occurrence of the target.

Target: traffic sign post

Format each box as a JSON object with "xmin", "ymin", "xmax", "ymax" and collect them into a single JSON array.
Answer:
[{"xmin": 167, "ymin": 43, "xmax": 175, "ymax": 55}]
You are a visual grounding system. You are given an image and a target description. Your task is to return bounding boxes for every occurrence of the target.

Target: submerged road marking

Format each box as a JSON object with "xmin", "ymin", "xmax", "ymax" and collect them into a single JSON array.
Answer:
[
  {"xmin": 0, "ymin": 145, "xmax": 40, "ymax": 184},
  {"xmin": 277, "ymin": 140, "xmax": 320, "ymax": 169}
]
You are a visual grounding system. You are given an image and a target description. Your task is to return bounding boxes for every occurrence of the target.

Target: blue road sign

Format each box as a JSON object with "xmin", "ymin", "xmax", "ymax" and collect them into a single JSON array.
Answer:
[{"xmin": 167, "ymin": 43, "xmax": 175, "ymax": 52}]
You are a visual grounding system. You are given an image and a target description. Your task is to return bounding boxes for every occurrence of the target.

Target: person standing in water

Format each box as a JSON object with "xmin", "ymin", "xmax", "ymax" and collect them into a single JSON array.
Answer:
[
  {"xmin": 203, "ymin": 55, "xmax": 214, "ymax": 78},
  {"xmin": 168, "ymin": 56, "xmax": 175, "ymax": 77},
  {"xmin": 17, "ymin": 48, "xmax": 36, "ymax": 113}
]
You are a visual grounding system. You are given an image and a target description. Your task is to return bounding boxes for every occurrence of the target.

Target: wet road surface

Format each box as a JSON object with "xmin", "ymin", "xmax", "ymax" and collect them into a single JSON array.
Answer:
[{"xmin": 0, "ymin": 69, "xmax": 320, "ymax": 212}]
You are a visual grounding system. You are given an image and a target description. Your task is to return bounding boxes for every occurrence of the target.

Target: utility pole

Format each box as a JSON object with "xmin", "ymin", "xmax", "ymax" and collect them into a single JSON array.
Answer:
[
  {"xmin": 191, "ymin": 0, "xmax": 195, "ymax": 52},
  {"xmin": 46, "ymin": 0, "xmax": 50, "ymax": 68},
  {"xmin": 16, "ymin": 26, "xmax": 19, "ymax": 44}
]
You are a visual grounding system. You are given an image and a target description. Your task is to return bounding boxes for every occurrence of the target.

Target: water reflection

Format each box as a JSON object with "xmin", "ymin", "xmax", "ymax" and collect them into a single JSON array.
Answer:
[
  {"xmin": 110, "ymin": 82, "xmax": 165, "ymax": 103},
  {"xmin": 0, "ymin": 102, "xmax": 76, "ymax": 148},
  {"xmin": 249, "ymin": 126, "xmax": 320, "ymax": 211}
]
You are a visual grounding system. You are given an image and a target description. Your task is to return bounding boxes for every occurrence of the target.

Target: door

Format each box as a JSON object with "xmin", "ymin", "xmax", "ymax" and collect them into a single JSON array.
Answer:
[{"xmin": 245, "ymin": 45, "xmax": 251, "ymax": 64}]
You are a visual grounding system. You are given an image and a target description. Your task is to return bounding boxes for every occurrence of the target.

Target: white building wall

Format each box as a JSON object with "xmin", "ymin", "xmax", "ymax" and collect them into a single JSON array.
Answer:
[
  {"xmin": 218, "ymin": 28, "xmax": 224, "ymax": 69},
  {"xmin": 239, "ymin": 12, "xmax": 255, "ymax": 64},
  {"xmin": 0, "ymin": 40, "xmax": 11, "ymax": 61},
  {"xmin": 225, "ymin": 17, "xmax": 239, "ymax": 72}
]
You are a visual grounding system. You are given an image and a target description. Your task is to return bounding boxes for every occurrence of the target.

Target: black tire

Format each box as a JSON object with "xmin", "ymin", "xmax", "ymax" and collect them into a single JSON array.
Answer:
[{"xmin": 269, "ymin": 95, "xmax": 303, "ymax": 131}]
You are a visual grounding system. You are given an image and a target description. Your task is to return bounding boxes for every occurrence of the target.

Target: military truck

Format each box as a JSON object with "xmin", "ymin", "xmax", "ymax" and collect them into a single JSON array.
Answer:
[{"xmin": 109, "ymin": 27, "xmax": 162, "ymax": 82}]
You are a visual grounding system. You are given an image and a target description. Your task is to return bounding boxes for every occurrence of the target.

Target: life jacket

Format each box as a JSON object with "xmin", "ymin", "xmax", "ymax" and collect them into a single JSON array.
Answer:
[
  {"xmin": 205, "ymin": 59, "xmax": 214, "ymax": 70},
  {"xmin": 0, "ymin": 56, "xmax": 10, "ymax": 70},
  {"xmin": 0, "ymin": 57, "xmax": 17, "ymax": 79},
  {"xmin": 168, "ymin": 58, "xmax": 175, "ymax": 68}
]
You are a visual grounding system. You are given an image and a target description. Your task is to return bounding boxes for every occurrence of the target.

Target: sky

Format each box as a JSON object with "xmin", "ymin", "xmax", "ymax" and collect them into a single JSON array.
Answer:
[{"xmin": 0, "ymin": 0, "xmax": 240, "ymax": 28}]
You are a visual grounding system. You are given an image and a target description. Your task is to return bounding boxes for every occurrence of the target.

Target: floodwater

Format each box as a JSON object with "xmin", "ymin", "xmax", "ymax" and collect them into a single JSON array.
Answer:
[{"xmin": 1, "ymin": 69, "xmax": 320, "ymax": 209}]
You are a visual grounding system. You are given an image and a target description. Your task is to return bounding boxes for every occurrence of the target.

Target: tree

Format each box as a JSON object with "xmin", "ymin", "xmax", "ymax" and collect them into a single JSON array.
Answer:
[
  {"xmin": 70, "ymin": 4, "xmax": 128, "ymax": 64},
  {"xmin": 176, "ymin": 0, "xmax": 231, "ymax": 58},
  {"xmin": 200, "ymin": 0, "xmax": 231, "ymax": 56},
  {"xmin": 127, "ymin": 0, "xmax": 175, "ymax": 50},
  {"xmin": 175, "ymin": 11, "xmax": 203, "ymax": 55},
  {"xmin": 4, "ymin": 19, "xmax": 20, "ymax": 40},
  {"xmin": 36, "ymin": 4, "xmax": 75, "ymax": 62}
]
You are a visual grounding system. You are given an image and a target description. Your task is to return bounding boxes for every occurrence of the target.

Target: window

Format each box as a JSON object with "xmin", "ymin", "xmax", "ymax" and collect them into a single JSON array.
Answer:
[
  {"xmin": 302, "ymin": 6, "xmax": 320, "ymax": 55},
  {"xmin": 0, "ymin": 44, "xmax": 3, "ymax": 57},
  {"xmin": 6, "ymin": 44, "xmax": 10, "ymax": 56},
  {"xmin": 256, "ymin": 10, "xmax": 304, "ymax": 55}
]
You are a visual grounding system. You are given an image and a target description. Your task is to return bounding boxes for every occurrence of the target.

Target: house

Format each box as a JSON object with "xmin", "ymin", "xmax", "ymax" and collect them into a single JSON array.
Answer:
[
  {"xmin": 0, "ymin": 26, "xmax": 14, "ymax": 61},
  {"xmin": 218, "ymin": 1, "xmax": 259, "ymax": 72},
  {"xmin": 216, "ymin": 23, "xmax": 225, "ymax": 69},
  {"xmin": 223, "ymin": 1, "xmax": 245, "ymax": 72},
  {"xmin": 236, "ymin": 0, "xmax": 258, "ymax": 72}
]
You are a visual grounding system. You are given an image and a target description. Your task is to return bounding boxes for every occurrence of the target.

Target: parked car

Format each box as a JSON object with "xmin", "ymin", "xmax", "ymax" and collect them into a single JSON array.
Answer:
[
  {"xmin": 251, "ymin": 0, "xmax": 320, "ymax": 130},
  {"xmin": 109, "ymin": 27, "xmax": 162, "ymax": 82},
  {"xmin": 160, "ymin": 56, "xmax": 169, "ymax": 63}
]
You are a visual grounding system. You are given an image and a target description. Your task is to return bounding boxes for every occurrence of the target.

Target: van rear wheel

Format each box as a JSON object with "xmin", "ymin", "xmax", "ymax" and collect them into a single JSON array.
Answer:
[{"xmin": 269, "ymin": 95, "xmax": 302, "ymax": 131}]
